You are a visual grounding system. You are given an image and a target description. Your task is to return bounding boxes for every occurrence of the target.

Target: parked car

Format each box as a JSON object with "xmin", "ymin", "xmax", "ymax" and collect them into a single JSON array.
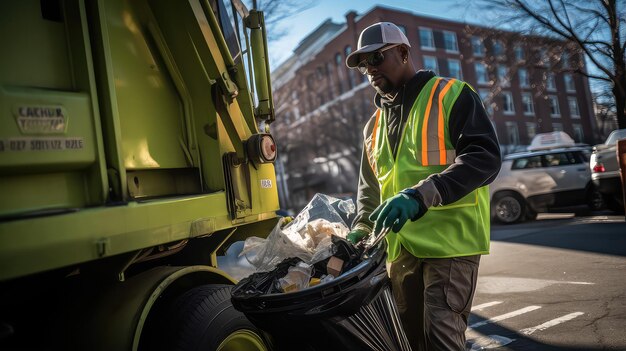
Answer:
[
  {"xmin": 589, "ymin": 128, "xmax": 626, "ymax": 213},
  {"xmin": 490, "ymin": 132, "xmax": 600, "ymax": 223}
]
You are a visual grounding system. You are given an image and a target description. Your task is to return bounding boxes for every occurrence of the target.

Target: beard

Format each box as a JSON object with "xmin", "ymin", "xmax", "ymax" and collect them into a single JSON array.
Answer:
[{"xmin": 369, "ymin": 75, "xmax": 393, "ymax": 95}]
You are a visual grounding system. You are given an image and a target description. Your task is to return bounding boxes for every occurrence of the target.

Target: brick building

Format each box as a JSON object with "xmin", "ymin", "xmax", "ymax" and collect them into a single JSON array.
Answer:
[{"xmin": 271, "ymin": 6, "xmax": 596, "ymax": 211}]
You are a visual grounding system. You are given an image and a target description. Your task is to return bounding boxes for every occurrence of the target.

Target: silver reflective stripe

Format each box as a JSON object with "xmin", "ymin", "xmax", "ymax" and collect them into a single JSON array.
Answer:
[{"xmin": 446, "ymin": 149, "xmax": 456, "ymax": 164}]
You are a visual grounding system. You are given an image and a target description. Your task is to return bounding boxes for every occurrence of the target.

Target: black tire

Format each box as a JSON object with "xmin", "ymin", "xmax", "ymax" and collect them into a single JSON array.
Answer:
[
  {"xmin": 492, "ymin": 192, "xmax": 526, "ymax": 224},
  {"xmin": 144, "ymin": 284, "xmax": 268, "ymax": 351},
  {"xmin": 586, "ymin": 187, "xmax": 606, "ymax": 211}
]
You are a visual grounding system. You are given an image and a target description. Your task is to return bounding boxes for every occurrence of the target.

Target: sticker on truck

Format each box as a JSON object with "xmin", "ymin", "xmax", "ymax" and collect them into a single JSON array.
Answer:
[
  {"xmin": 260, "ymin": 179, "xmax": 272, "ymax": 188},
  {"xmin": 0, "ymin": 137, "xmax": 84, "ymax": 152},
  {"xmin": 14, "ymin": 105, "xmax": 67, "ymax": 134}
]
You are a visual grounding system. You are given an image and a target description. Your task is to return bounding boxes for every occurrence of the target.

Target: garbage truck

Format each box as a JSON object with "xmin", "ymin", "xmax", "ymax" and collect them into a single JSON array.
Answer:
[{"xmin": 0, "ymin": 0, "xmax": 280, "ymax": 349}]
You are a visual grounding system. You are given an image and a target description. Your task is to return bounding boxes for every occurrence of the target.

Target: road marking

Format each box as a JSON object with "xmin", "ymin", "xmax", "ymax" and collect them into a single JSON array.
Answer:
[
  {"xmin": 520, "ymin": 312, "xmax": 584, "ymax": 335},
  {"xmin": 470, "ymin": 305, "xmax": 542, "ymax": 328},
  {"xmin": 472, "ymin": 301, "xmax": 502, "ymax": 311},
  {"xmin": 564, "ymin": 281, "xmax": 594, "ymax": 285}
]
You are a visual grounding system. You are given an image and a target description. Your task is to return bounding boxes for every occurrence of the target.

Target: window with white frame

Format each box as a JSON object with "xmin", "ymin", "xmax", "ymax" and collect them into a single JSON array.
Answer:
[
  {"xmin": 518, "ymin": 68, "xmax": 529, "ymax": 88},
  {"xmin": 423, "ymin": 56, "xmax": 438, "ymax": 73},
  {"xmin": 419, "ymin": 27, "xmax": 435, "ymax": 50},
  {"xmin": 497, "ymin": 65, "xmax": 510, "ymax": 87},
  {"xmin": 475, "ymin": 62, "xmax": 489, "ymax": 84},
  {"xmin": 548, "ymin": 95, "xmax": 560, "ymax": 116},
  {"xmin": 506, "ymin": 122, "xmax": 520, "ymax": 145},
  {"xmin": 443, "ymin": 31, "xmax": 459, "ymax": 52},
  {"xmin": 564, "ymin": 74, "xmax": 576, "ymax": 92},
  {"xmin": 526, "ymin": 122, "xmax": 536, "ymax": 140},
  {"xmin": 448, "ymin": 59, "xmax": 462, "ymax": 79},
  {"xmin": 479, "ymin": 89, "xmax": 493, "ymax": 114},
  {"xmin": 546, "ymin": 72, "xmax": 556, "ymax": 91},
  {"xmin": 572, "ymin": 124, "xmax": 584, "ymax": 142},
  {"xmin": 514, "ymin": 45, "xmax": 524, "ymax": 61},
  {"xmin": 471, "ymin": 36, "xmax": 484, "ymax": 57},
  {"xmin": 502, "ymin": 91, "xmax": 515, "ymax": 114},
  {"xmin": 552, "ymin": 122, "xmax": 563, "ymax": 132},
  {"xmin": 522, "ymin": 93, "xmax": 534, "ymax": 115},
  {"xmin": 493, "ymin": 40, "xmax": 505, "ymax": 57},
  {"xmin": 568, "ymin": 97, "xmax": 580, "ymax": 117}
]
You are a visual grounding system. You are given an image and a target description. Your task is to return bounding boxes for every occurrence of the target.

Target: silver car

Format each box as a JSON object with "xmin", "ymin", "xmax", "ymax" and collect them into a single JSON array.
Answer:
[
  {"xmin": 589, "ymin": 128, "xmax": 626, "ymax": 213},
  {"xmin": 490, "ymin": 147, "xmax": 599, "ymax": 223}
]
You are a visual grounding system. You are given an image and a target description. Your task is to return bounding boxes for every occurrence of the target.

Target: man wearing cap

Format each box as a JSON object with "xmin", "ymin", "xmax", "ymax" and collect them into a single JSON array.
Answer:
[{"xmin": 345, "ymin": 22, "xmax": 501, "ymax": 350}]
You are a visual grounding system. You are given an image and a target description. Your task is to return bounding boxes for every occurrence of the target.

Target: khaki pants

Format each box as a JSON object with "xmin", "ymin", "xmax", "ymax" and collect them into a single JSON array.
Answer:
[{"xmin": 387, "ymin": 248, "xmax": 480, "ymax": 351}]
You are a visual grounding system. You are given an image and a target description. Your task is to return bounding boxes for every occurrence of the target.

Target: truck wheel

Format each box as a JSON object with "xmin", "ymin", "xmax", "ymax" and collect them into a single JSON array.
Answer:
[
  {"xmin": 152, "ymin": 284, "xmax": 268, "ymax": 351},
  {"xmin": 492, "ymin": 192, "xmax": 525, "ymax": 224}
]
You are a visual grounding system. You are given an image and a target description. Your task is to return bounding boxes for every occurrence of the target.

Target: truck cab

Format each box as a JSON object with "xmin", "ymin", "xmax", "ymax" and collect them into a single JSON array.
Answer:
[{"xmin": 1, "ymin": 1, "xmax": 278, "ymax": 349}]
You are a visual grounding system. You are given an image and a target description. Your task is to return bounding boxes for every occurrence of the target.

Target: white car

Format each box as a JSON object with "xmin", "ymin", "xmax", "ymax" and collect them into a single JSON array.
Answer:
[
  {"xmin": 589, "ymin": 128, "xmax": 626, "ymax": 213},
  {"xmin": 490, "ymin": 146, "xmax": 599, "ymax": 223}
]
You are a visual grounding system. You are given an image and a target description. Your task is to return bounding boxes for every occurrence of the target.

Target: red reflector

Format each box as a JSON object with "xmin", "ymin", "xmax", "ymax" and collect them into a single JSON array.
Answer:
[
  {"xmin": 592, "ymin": 163, "xmax": 605, "ymax": 173},
  {"xmin": 271, "ymin": 144, "xmax": 276, "ymax": 152}
]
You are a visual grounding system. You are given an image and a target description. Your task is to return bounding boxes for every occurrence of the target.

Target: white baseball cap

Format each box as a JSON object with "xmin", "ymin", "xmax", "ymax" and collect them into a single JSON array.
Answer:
[{"xmin": 346, "ymin": 22, "xmax": 411, "ymax": 68}]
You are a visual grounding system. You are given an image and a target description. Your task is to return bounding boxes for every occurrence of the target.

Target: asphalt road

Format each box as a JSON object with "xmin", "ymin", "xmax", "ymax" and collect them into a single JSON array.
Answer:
[{"xmin": 466, "ymin": 214, "xmax": 626, "ymax": 351}]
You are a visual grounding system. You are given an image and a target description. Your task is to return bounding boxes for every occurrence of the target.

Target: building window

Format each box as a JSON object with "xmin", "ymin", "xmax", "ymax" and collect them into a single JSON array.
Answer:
[
  {"xmin": 448, "ymin": 59, "xmax": 462, "ymax": 79},
  {"xmin": 526, "ymin": 122, "xmax": 536, "ymax": 140},
  {"xmin": 506, "ymin": 121, "xmax": 520, "ymax": 145},
  {"xmin": 539, "ymin": 48, "xmax": 549, "ymax": 66},
  {"xmin": 471, "ymin": 36, "xmax": 484, "ymax": 57},
  {"xmin": 548, "ymin": 95, "xmax": 560, "ymax": 117},
  {"xmin": 443, "ymin": 31, "xmax": 459, "ymax": 52},
  {"xmin": 514, "ymin": 45, "xmax": 524, "ymax": 61},
  {"xmin": 546, "ymin": 72, "xmax": 556, "ymax": 91},
  {"xmin": 419, "ymin": 27, "xmax": 435, "ymax": 50},
  {"xmin": 552, "ymin": 122, "xmax": 563, "ymax": 132},
  {"xmin": 502, "ymin": 91, "xmax": 515, "ymax": 114},
  {"xmin": 397, "ymin": 25, "xmax": 407, "ymax": 35},
  {"xmin": 518, "ymin": 68, "xmax": 529, "ymax": 88},
  {"xmin": 493, "ymin": 40, "xmax": 505, "ymax": 57},
  {"xmin": 568, "ymin": 97, "xmax": 580, "ymax": 117},
  {"xmin": 522, "ymin": 93, "xmax": 534, "ymax": 115},
  {"xmin": 344, "ymin": 45, "xmax": 351, "ymax": 56},
  {"xmin": 335, "ymin": 53, "xmax": 342, "ymax": 66},
  {"xmin": 475, "ymin": 62, "xmax": 489, "ymax": 85},
  {"xmin": 479, "ymin": 89, "xmax": 493, "ymax": 114},
  {"xmin": 561, "ymin": 51, "xmax": 570, "ymax": 68},
  {"xmin": 497, "ymin": 65, "xmax": 510, "ymax": 87},
  {"xmin": 564, "ymin": 73, "xmax": 576, "ymax": 92},
  {"xmin": 572, "ymin": 124, "xmax": 584, "ymax": 142},
  {"xmin": 423, "ymin": 56, "xmax": 438, "ymax": 73}
]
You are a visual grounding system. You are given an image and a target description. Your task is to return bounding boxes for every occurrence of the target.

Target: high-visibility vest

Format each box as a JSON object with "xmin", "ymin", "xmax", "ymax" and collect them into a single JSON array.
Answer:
[{"xmin": 364, "ymin": 77, "xmax": 490, "ymax": 261}]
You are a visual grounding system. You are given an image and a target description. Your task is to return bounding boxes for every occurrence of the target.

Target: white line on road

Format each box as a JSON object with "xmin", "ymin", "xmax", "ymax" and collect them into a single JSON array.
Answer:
[
  {"xmin": 520, "ymin": 312, "xmax": 585, "ymax": 335},
  {"xmin": 564, "ymin": 281, "xmax": 594, "ymax": 285},
  {"xmin": 470, "ymin": 305, "xmax": 542, "ymax": 329},
  {"xmin": 472, "ymin": 301, "xmax": 503, "ymax": 311}
]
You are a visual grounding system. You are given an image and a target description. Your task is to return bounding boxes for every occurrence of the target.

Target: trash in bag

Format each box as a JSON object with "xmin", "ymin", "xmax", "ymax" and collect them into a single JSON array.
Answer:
[
  {"xmin": 232, "ymin": 243, "xmax": 411, "ymax": 351},
  {"xmin": 240, "ymin": 194, "xmax": 354, "ymax": 273}
]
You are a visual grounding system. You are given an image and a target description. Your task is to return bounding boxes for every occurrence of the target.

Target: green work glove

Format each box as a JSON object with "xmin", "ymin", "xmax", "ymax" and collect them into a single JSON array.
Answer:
[
  {"xmin": 346, "ymin": 229, "xmax": 369, "ymax": 244},
  {"xmin": 369, "ymin": 191, "xmax": 421, "ymax": 234}
]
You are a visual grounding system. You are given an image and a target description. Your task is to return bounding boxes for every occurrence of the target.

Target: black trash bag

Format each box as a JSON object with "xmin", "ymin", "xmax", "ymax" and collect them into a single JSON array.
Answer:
[
  {"xmin": 232, "ymin": 245, "xmax": 411, "ymax": 351},
  {"xmin": 235, "ymin": 257, "xmax": 303, "ymax": 296}
]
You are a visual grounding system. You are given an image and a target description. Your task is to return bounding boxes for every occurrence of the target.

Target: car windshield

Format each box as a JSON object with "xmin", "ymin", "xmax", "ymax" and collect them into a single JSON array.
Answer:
[{"xmin": 605, "ymin": 129, "xmax": 626, "ymax": 145}]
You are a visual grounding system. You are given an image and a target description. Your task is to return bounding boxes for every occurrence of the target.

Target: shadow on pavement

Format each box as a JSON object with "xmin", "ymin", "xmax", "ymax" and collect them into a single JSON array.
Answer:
[
  {"xmin": 467, "ymin": 312, "xmax": 623, "ymax": 351},
  {"xmin": 491, "ymin": 219, "xmax": 626, "ymax": 257}
]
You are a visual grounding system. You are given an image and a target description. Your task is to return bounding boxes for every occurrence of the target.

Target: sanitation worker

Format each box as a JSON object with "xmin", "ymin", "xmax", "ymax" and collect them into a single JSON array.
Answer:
[{"xmin": 345, "ymin": 22, "xmax": 501, "ymax": 351}]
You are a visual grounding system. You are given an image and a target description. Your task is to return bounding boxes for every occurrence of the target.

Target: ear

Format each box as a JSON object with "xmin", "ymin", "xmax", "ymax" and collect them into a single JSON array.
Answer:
[{"xmin": 400, "ymin": 46, "xmax": 409, "ymax": 62}]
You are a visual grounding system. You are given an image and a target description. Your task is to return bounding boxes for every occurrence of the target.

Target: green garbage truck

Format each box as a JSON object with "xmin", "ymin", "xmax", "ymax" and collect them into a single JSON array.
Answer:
[{"xmin": 0, "ymin": 0, "xmax": 279, "ymax": 349}]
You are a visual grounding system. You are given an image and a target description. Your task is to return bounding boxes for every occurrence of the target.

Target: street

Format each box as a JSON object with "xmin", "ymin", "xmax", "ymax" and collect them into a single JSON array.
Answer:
[{"xmin": 467, "ymin": 214, "xmax": 626, "ymax": 351}]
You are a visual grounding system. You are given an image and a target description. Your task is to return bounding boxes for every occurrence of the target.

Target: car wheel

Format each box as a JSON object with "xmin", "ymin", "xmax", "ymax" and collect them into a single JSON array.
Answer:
[
  {"xmin": 587, "ymin": 188, "xmax": 606, "ymax": 211},
  {"xmin": 492, "ymin": 192, "xmax": 526, "ymax": 224}
]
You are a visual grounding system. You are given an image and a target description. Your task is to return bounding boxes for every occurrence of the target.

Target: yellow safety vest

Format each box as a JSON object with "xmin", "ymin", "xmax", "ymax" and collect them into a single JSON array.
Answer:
[{"xmin": 364, "ymin": 77, "xmax": 490, "ymax": 261}]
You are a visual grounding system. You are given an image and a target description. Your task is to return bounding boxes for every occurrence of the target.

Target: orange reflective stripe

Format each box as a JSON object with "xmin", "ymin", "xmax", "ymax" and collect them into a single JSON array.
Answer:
[
  {"xmin": 438, "ymin": 79, "xmax": 456, "ymax": 164},
  {"xmin": 422, "ymin": 78, "xmax": 442, "ymax": 166},
  {"xmin": 372, "ymin": 109, "xmax": 381, "ymax": 152}
]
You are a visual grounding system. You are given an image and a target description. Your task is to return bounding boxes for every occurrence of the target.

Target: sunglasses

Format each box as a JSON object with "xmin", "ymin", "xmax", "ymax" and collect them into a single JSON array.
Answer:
[{"xmin": 357, "ymin": 44, "xmax": 401, "ymax": 74}]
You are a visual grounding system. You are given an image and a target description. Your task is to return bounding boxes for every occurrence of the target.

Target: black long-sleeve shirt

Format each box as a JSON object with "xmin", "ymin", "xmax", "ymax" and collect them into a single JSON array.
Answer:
[{"xmin": 352, "ymin": 70, "xmax": 502, "ymax": 233}]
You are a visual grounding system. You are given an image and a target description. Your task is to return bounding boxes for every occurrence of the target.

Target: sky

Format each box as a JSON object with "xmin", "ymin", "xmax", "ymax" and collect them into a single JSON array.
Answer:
[{"xmin": 267, "ymin": 0, "xmax": 477, "ymax": 70}]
